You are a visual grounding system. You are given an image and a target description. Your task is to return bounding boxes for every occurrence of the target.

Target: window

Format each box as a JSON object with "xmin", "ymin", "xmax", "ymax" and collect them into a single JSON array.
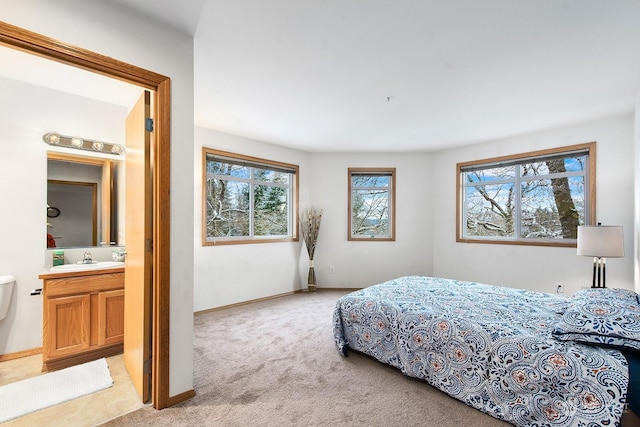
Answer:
[
  {"xmin": 202, "ymin": 148, "xmax": 298, "ymax": 245},
  {"xmin": 457, "ymin": 143, "xmax": 595, "ymax": 246},
  {"xmin": 348, "ymin": 168, "xmax": 396, "ymax": 241}
]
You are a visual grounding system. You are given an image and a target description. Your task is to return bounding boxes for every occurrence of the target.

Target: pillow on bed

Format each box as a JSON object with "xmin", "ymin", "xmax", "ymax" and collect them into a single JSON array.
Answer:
[
  {"xmin": 571, "ymin": 287, "xmax": 639, "ymax": 305},
  {"xmin": 552, "ymin": 289, "xmax": 640, "ymax": 351}
]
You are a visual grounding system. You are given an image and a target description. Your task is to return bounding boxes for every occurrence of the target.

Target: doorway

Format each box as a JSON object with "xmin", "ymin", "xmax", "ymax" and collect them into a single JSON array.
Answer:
[{"xmin": 0, "ymin": 22, "xmax": 172, "ymax": 409}]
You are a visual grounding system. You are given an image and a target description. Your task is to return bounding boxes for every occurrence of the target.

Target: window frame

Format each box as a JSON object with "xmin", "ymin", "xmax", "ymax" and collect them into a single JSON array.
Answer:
[
  {"xmin": 348, "ymin": 167, "xmax": 396, "ymax": 242},
  {"xmin": 202, "ymin": 147, "xmax": 299, "ymax": 246},
  {"xmin": 456, "ymin": 142, "xmax": 596, "ymax": 247}
]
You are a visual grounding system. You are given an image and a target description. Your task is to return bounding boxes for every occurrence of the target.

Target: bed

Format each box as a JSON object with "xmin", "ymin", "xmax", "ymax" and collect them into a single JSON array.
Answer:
[{"xmin": 333, "ymin": 276, "xmax": 640, "ymax": 427}]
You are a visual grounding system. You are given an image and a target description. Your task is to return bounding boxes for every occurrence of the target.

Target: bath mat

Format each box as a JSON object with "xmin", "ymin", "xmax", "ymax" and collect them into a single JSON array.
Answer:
[{"xmin": 0, "ymin": 357, "xmax": 113, "ymax": 422}]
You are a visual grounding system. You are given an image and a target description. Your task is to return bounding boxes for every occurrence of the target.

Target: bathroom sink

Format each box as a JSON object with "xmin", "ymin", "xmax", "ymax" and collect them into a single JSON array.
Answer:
[{"xmin": 50, "ymin": 261, "xmax": 124, "ymax": 271}]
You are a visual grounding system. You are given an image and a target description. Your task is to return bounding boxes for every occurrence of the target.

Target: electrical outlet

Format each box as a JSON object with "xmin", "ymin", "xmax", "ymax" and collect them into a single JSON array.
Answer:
[
  {"xmin": 556, "ymin": 283, "xmax": 564, "ymax": 295},
  {"xmin": 329, "ymin": 266, "xmax": 335, "ymax": 274}
]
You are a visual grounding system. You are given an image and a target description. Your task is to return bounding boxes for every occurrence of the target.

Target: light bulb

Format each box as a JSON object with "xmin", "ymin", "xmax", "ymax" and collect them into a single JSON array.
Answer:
[
  {"xmin": 71, "ymin": 137, "xmax": 84, "ymax": 147},
  {"xmin": 92, "ymin": 141, "xmax": 104, "ymax": 151},
  {"xmin": 44, "ymin": 133, "xmax": 61, "ymax": 144},
  {"xmin": 111, "ymin": 145, "xmax": 124, "ymax": 154}
]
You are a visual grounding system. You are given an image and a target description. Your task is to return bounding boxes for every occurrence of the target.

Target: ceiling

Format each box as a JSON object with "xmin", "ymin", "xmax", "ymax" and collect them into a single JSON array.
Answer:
[{"xmin": 12, "ymin": 1, "xmax": 640, "ymax": 153}]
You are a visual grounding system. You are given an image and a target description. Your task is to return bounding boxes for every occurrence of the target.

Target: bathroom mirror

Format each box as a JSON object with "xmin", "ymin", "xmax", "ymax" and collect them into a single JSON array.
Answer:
[{"xmin": 46, "ymin": 152, "xmax": 121, "ymax": 248}]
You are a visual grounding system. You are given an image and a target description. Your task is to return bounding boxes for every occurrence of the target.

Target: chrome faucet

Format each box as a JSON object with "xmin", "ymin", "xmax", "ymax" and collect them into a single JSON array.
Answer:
[{"xmin": 82, "ymin": 251, "xmax": 93, "ymax": 264}]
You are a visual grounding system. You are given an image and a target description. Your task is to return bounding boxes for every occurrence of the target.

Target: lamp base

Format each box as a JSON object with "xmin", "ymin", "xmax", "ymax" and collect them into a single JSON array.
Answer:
[{"xmin": 590, "ymin": 257, "xmax": 606, "ymax": 288}]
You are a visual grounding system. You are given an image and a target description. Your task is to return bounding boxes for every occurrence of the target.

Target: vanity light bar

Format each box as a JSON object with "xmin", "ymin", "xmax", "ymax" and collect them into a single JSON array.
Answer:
[{"xmin": 43, "ymin": 132, "xmax": 125, "ymax": 155}]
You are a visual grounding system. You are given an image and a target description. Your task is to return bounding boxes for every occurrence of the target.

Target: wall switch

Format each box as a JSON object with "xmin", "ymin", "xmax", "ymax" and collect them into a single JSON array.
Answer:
[{"xmin": 329, "ymin": 266, "xmax": 335, "ymax": 274}]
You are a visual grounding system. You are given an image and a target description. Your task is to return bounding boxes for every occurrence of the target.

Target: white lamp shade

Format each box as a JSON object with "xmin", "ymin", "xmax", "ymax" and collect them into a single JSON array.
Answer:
[{"xmin": 576, "ymin": 225, "xmax": 624, "ymax": 258}]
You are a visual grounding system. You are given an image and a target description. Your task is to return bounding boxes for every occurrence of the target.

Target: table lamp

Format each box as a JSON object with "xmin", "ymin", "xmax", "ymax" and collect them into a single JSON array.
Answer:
[{"xmin": 576, "ymin": 224, "xmax": 624, "ymax": 288}]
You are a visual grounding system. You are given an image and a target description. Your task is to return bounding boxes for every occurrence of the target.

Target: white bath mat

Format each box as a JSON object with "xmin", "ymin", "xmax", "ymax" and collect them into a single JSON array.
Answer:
[{"xmin": 0, "ymin": 357, "xmax": 113, "ymax": 422}]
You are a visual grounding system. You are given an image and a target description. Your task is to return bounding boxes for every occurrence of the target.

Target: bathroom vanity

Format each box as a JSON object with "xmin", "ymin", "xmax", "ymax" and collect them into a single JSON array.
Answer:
[{"xmin": 38, "ymin": 265, "xmax": 124, "ymax": 371}]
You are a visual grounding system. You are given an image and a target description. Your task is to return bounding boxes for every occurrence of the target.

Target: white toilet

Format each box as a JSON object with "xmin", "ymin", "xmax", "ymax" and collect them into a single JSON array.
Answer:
[{"xmin": 0, "ymin": 275, "xmax": 15, "ymax": 320}]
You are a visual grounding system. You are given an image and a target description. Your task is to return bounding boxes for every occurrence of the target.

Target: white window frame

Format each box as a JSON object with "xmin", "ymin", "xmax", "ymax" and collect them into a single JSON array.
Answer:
[{"xmin": 457, "ymin": 143, "xmax": 595, "ymax": 247}]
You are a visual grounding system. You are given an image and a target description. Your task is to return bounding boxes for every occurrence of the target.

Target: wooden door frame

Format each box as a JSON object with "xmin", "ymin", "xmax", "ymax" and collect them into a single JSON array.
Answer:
[{"xmin": 0, "ymin": 21, "xmax": 172, "ymax": 409}]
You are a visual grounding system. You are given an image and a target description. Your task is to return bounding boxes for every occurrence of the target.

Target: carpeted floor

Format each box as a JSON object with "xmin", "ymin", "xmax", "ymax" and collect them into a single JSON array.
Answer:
[{"xmin": 102, "ymin": 290, "xmax": 510, "ymax": 426}]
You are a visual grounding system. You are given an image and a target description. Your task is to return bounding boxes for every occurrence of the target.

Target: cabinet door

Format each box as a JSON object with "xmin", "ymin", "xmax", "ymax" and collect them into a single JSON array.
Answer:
[
  {"xmin": 44, "ymin": 294, "xmax": 91, "ymax": 359},
  {"xmin": 98, "ymin": 289, "xmax": 125, "ymax": 346}
]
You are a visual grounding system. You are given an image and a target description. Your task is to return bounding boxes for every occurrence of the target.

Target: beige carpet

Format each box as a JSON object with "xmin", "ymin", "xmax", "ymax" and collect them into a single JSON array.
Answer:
[{"xmin": 103, "ymin": 290, "xmax": 509, "ymax": 426}]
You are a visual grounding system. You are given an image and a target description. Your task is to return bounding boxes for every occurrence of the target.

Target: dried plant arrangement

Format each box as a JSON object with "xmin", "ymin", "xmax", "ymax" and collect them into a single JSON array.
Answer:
[{"xmin": 301, "ymin": 206, "xmax": 323, "ymax": 292}]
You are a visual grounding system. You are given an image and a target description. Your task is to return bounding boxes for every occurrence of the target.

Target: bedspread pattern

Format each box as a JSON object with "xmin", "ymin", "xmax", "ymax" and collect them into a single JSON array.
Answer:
[{"xmin": 333, "ymin": 276, "xmax": 629, "ymax": 427}]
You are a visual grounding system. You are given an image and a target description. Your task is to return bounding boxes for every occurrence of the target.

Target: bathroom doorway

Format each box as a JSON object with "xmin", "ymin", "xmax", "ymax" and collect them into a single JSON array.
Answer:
[{"xmin": 0, "ymin": 22, "xmax": 172, "ymax": 409}]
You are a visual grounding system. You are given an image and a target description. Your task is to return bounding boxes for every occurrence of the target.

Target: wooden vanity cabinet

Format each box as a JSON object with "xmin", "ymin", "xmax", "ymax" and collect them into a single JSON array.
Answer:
[{"xmin": 39, "ymin": 268, "xmax": 124, "ymax": 371}]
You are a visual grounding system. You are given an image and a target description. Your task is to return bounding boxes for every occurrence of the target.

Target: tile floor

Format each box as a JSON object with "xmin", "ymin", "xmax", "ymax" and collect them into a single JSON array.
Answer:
[{"xmin": 0, "ymin": 354, "xmax": 144, "ymax": 426}]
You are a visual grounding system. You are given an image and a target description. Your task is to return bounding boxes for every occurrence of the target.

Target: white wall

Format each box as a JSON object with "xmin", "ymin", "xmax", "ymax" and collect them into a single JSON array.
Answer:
[
  {"xmin": 192, "ymin": 132, "xmax": 434, "ymax": 306},
  {"xmin": 194, "ymin": 114, "xmax": 636, "ymax": 302},
  {"xmin": 309, "ymin": 152, "xmax": 433, "ymax": 289},
  {"xmin": 432, "ymin": 114, "xmax": 635, "ymax": 295},
  {"xmin": 193, "ymin": 127, "xmax": 312, "ymax": 311},
  {"xmin": 2, "ymin": 0, "xmax": 195, "ymax": 397}
]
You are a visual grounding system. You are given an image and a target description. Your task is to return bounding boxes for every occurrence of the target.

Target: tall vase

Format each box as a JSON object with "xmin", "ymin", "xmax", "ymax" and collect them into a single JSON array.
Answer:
[{"xmin": 307, "ymin": 259, "xmax": 316, "ymax": 292}]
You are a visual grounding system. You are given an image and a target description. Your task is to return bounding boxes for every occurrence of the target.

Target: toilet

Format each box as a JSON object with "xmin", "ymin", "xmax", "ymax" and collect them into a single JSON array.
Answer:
[{"xmin": 0, "ymin": 275, "xmax": 15, "ymax": 320}]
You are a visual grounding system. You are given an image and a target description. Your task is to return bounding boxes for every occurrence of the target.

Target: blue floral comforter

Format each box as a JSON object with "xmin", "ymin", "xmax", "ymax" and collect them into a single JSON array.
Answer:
[{"xmin": 333, "ymin": 276, "xmax": 630, "ymax": 426}]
